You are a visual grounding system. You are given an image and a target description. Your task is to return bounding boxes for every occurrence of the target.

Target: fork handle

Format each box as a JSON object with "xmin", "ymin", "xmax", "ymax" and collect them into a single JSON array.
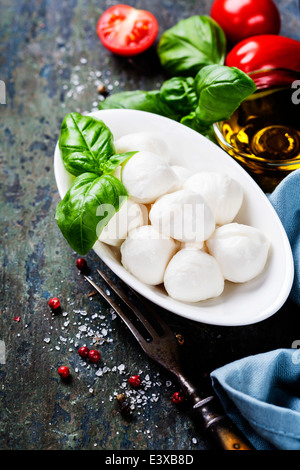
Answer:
[{"xmin": 192, "ymin": 395, "xmax": 255, "ymax": 450}]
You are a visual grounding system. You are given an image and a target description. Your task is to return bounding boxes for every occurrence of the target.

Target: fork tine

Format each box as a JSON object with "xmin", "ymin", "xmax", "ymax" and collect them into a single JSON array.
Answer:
[
  {"xmin": 96, "ymin": 267, "xmax": 177, "ymax": 339},
  {"xmin": 83, "ymin": 275, "xmax": 149, "ymax": 346},
  {"xmin": 84, "ymin": 272, "xmax": 182, "ymax": 374},
  {"xmin": 128, "ymin": 288, "xmax": 178, "ymax": 341},
  {"xmin": 96, "ymin": 268, "xmax": 167, "ymax": 339}
]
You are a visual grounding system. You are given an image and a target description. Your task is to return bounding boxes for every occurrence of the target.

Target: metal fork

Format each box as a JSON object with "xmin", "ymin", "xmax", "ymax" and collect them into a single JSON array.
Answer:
[{"xmin": 83, "ymin": 267, "xmax": 254, "ymax": 451}]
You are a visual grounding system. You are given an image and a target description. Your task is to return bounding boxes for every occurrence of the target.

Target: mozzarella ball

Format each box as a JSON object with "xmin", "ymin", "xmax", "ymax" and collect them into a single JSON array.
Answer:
[
  {"xmin": 171, "ymin": 165, "xmax": 193, "ymax": 188},
  {"xmin": 121, "ymin": 151, "xmax": 179, "ymax": 204},
  {"xmin": 206, "ymin": 223, "xmax": 270, "ymax": 283},
  {"xmin": 99, "ymin": 199, "xmax": 147, "ymax": 247},
  {"xmin": 115, "ymin": 131, "xmax": 172, "ymax": 163},
  {"xmin": 164, "ymin": 249, "xmax": 224, "ymax": 302},
  {"xmin": 149, "ymin": 189, "xmax": 215, "ymax": 243},
  {"xmin": 120, "ymin": 225, "xmax": 178, "ymax": 285},
  {"xmin": 184, "ymin": 172, "xmax": 243, "ymax": 225}
]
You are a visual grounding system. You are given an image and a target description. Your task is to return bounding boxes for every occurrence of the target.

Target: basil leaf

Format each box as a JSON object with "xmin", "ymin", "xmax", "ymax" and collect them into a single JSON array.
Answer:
[
  {"xmin": 100, "ymin": 152, "xmax": 137, "ymax": 174},
  {"xmin": 55, "ymin": 173, "xmax": 128, "ymax": 255},
  {"xmin": 99, "ymin": 90, "xmax": 158, "ymax": 112},
  {"xmin": 157, "ymin": 16, "xmax": 226, "ymax": 77},
  {"xmin": 160, "ymin": 77, "xmax": 198, "ymax": 115},
  {"xmin": 193, "ymin": 65, "xmax": 257, "ymax": 128},
  {"xmin": 59, "ymin": 112, "xmax": 115, "ymax": 176},
  {"xmin": 99, "ymin": 90, "xmax": 182, "ymax": 121}
]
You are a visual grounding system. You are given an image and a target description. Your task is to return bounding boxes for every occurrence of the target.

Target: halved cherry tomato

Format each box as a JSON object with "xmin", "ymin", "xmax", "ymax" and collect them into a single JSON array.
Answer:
[
  {"xmin": 97, "ymin": 4, "xmax": 159, "ymax": 56},
  {"xmin": 225, "ymin": 35, "xmax": 300, "ymax": 74},
  {"xmin": 210, "ymin": 0, "xmax": 281, "ymax": 46}
]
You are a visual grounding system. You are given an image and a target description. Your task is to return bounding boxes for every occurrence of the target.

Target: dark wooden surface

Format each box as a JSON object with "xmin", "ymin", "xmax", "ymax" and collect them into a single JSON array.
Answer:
[{"xmin": 0, "ymin": 0, "xmax": 300, "ymax": 451}]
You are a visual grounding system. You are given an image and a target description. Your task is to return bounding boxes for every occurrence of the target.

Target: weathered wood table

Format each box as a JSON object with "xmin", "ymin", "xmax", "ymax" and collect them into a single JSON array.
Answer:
[{"xmin": 0, "ymin": 0, "xmax": 299, "ymax": 452}]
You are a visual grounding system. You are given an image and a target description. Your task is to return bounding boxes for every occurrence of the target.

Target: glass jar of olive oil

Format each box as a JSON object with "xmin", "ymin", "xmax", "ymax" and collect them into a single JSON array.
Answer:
[{"xmin": 214, "ymin": 69, "xmax": 300, "ymax": 192}]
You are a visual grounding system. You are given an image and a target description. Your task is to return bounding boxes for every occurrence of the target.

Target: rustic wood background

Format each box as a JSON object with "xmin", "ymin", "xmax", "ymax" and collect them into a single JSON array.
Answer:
[{"xmin": 0, "ymin": 0, "xmax": 299, "ymax": 451}]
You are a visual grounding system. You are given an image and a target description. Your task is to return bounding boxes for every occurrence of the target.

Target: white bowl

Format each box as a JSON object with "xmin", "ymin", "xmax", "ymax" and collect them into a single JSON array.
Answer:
[{"xmin": 54, "ymin": 109, "xmax": 294, "ymax": 326}]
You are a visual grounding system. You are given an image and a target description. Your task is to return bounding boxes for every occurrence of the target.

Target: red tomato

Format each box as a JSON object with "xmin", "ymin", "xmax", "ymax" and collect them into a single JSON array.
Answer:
[
  {"xmin": 97, "ymin": 4, "xmax": 159, "ymax": 56},
  {"xmin": 225, "ymin": 35, "xmax": 300, "ymax": 74},
  {"xmin": 210, "ymin": 0, "xmax": 281, "ymax": 45}
]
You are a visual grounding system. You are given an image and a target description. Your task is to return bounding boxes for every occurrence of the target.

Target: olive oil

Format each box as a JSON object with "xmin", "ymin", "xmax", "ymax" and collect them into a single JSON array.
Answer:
[{"xmin": 216, "ymin": 87, "xmax": 300, "ymax": 190}]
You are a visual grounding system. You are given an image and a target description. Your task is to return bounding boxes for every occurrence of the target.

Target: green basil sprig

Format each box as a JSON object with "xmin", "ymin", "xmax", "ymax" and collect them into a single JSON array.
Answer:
[
  {"xmin": 99, "ymin": 76, "xmax": 199, "ymax": 126},
  {"xmin": 157, "ymin": 16, "xmax": 226, "ymax": 77},
  {"xmin": 99, "ymin": 65, "xmax": 256, "ymax": 141},
  {"xmin": 55, "ymin": 173, "xmax": 128, "ymax": 255},
  {"xmin": 56, "ymin": 113, "xmax": 136, "ymax": 255}
]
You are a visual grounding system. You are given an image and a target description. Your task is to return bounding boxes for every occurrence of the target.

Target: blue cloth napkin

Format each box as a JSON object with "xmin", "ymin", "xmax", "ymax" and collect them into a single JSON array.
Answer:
[
  {"xmin": 211, "ymin": 171, "xmax": 300, "ymax": 450},
  {"xmin": 268, "ymin": 169, "xmax": 300, "ymax": 306},
  {"xmin": 211, "ymin": 349, "xmax": 300, "ymax": 450}
]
